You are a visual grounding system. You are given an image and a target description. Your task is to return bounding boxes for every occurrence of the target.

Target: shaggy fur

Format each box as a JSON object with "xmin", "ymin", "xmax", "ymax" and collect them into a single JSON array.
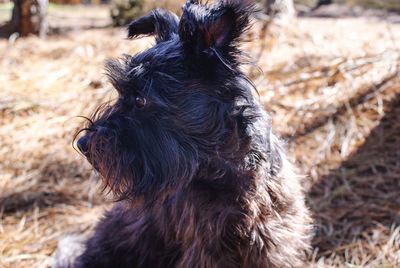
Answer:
[{"xmin": 65, "ymin": 1, "xmax": 312, "ymax": 267}]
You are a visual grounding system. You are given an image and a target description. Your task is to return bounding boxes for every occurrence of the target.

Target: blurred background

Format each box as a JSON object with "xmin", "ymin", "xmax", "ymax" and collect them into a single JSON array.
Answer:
[{"xmin": 0, "ymin": 0, "xmax": 399, "ymax": 267}]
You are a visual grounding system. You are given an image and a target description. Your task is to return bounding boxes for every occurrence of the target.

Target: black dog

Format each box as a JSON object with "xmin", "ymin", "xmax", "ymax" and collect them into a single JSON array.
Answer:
[{"xmin": 66, "ymin": 1, "xmax": 311, "ymax": 267}]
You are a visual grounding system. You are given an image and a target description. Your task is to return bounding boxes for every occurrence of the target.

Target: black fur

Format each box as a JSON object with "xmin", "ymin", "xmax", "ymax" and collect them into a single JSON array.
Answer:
[{"xmin": 72, "ymin": 1, "xmax": 311, "ymax": 267}]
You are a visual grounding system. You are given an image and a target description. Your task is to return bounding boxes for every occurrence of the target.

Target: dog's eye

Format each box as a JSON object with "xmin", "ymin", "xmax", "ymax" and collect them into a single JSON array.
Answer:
[{"xmin": 135, "ymin": 96, "xmax": 146, "ymax": 108}]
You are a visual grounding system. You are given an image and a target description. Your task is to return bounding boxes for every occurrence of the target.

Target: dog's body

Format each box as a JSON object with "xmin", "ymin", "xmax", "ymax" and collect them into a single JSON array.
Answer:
[{"xmin": 65, "ymin": 1, "xmax": 312, "ymax": 267}]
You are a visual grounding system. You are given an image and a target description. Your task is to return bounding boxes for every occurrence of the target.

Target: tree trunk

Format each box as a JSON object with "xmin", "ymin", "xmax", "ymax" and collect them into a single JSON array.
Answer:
[
  {"xmin": 0, "ymin": 0, "xmax": 48, "ymax": 38},
  {"xmin": 264, "ymin": 0, "xmax": 295, "ymax": 16}
]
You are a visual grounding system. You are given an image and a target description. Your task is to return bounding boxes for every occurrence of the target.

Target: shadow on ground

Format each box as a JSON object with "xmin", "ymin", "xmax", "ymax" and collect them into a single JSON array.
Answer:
[
  {"xmin": 0, "ymin": 156, "xmax": 91, "ymax": 214},
  {"xmin": 307, "ymin": 93, "xmax": 400, "ymax": 255}
]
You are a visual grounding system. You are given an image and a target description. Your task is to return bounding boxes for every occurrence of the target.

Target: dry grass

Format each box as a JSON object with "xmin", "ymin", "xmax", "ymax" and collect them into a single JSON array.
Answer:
[{"xmin": 0, "ymin": 13, "xmax": 399, "ymax": 268}]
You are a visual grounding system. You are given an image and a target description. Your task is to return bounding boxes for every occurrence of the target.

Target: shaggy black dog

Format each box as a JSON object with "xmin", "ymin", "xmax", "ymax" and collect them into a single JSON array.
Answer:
[{"xmin": 62, "ymin": 1, "xmax": 312, "ymax": 267}]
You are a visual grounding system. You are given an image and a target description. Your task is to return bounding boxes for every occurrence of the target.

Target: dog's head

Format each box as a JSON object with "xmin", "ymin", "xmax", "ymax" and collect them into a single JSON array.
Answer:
[{"xmin": 77, "ymin": 0, "xmax": 258, "ymax": 200}]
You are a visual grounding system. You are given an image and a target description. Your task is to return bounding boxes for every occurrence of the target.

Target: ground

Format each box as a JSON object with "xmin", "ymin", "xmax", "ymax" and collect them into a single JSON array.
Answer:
[{"xmin": 0, "ymin": 5, "xmax": 399, "ymax": 268}]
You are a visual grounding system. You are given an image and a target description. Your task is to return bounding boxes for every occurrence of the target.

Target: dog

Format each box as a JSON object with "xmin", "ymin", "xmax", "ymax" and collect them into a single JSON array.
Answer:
[{"xmin": 59, "ymin": 1, "xmax": 312, "ymax": 267}]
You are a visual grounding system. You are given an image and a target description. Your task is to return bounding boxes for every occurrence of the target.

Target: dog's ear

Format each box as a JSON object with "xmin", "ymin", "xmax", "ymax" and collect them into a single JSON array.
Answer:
[
  {"xmin": 179, "ymin": 0, "xmax": 252, "ymax": 57},
  {"xmin": 128, "ymin": 9, "xmax": 179, "ymax": 42}
]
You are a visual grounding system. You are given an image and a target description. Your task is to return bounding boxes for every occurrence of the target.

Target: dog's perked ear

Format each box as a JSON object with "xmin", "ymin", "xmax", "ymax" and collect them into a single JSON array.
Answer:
[
  {"xmin": 179, "ymin": 0, "xmax": 253, "ymax": 59},
  {"xmin": 127, "ymin": 9, "xmax": 179, "ymax": 42}
]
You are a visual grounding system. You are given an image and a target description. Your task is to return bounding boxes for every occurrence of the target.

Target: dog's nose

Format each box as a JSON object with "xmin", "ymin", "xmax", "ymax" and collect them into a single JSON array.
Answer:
[{"xmin": 77, "ymin": 136, "xmax": 89, "ymax": 155}]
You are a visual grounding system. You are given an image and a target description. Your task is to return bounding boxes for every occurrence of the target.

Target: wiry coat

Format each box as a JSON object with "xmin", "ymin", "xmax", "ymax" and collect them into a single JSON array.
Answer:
[{"xmin": 71, "ymin": 1, "xmax": 312, "ymax": 267}]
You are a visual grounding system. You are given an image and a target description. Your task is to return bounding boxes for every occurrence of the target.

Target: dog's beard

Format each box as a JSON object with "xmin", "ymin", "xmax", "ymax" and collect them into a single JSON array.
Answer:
[
  {"xmin": 86, "ymin": 126, "xmax": 201, "ymax": 200},
  {"xmin": 86, "ymin": 129, "xmax": 133, "ymax": 200}
]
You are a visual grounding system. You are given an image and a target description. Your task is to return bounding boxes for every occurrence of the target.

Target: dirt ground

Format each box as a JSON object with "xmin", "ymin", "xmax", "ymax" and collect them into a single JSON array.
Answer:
[{"xmin": 0, "ymin": 9, "xmax": 399, "ymax": 268}]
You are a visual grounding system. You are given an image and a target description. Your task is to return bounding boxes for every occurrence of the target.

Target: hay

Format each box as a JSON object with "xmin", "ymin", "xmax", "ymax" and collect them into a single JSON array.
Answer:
[{"xmin": 0, "ymin": 15, "xmax": 399, "ymax": 267}]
